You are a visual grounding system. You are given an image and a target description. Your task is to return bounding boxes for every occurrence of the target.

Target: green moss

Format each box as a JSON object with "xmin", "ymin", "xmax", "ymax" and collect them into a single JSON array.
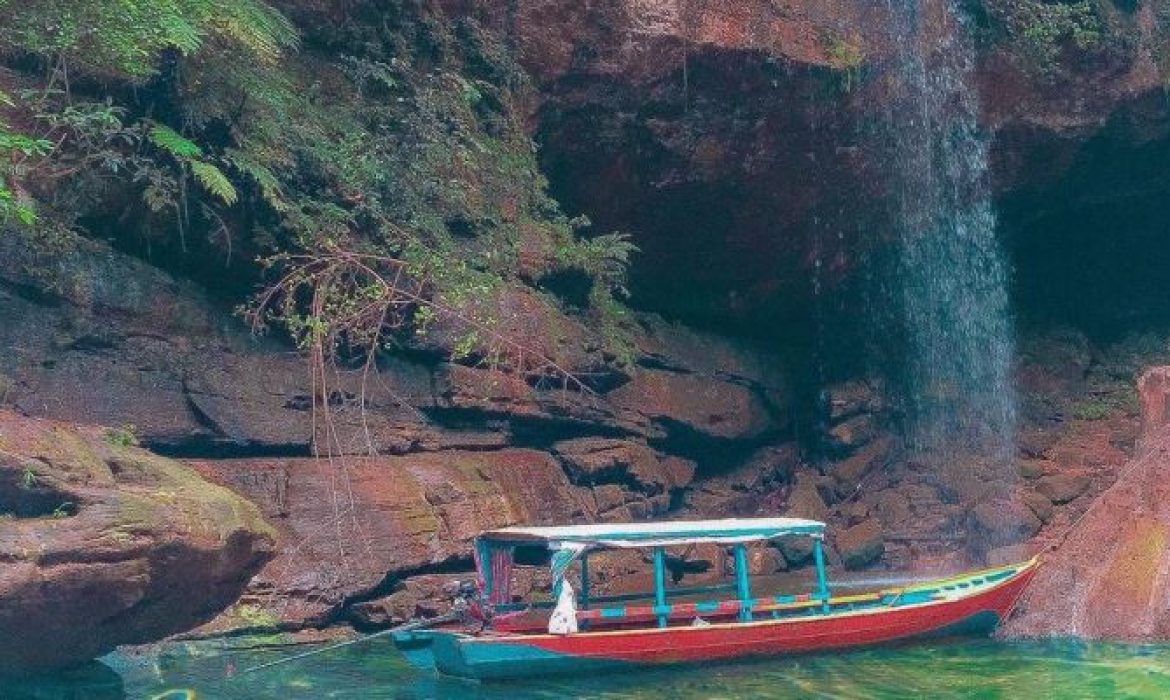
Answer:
[
  {"xmin": 102, "ymin": 425, "xmax": 140, "ymax": 448},
  {"xmin": 822, "ymin": 31, "xmax": 866, "ymax": 92},
  {"xmin": 1069, "ymin": 387, "xmax": 1137, "ymax": 421}
]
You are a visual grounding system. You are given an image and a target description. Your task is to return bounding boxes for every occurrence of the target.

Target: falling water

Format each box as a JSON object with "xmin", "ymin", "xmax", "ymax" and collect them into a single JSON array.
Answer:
[{"xmin": 881, "ymin": 1, "xmax": 1016, "ymax": 462}]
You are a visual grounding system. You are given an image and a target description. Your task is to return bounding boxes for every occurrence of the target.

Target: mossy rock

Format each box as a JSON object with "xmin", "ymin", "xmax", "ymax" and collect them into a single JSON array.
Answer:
[{"xmin": 0, "ymin": 409, "xmax": 275, "ymax": 674}]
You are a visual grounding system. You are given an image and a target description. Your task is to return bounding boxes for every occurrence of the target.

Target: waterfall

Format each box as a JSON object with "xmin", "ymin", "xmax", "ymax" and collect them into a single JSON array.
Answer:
[{"xmin": 881, "ymin": 1, "xmax": 1017, "ymax": 462}]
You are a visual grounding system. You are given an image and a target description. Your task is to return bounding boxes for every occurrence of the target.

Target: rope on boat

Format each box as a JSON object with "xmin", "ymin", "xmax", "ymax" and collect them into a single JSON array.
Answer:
[{"xmin": 235, "ymin": 610, "xmax": 460, "ymax": 676}]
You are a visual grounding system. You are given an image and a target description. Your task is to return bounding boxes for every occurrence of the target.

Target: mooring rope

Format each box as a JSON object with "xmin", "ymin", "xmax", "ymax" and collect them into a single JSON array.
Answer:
[{"xmin": 235, "ymin": 611, "xmax": 459, "ymax": 676}]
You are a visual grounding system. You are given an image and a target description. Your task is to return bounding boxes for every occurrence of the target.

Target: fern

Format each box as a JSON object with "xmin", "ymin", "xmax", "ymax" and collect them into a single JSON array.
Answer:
[
  {"xmin": 148, "ymin": 123, "xmax": 238, "ymax": 206},
  {"xmin": 190, "ymin": 161, "xmax": 239, "ymax": 206},
  {"xmin": 148, "ymin": 124, "xmax": 204, "ymax": 159},
  {"xmin": 225, "ymin": 148, "xmax": 286, "ymax": 209},
  {"xmin": 209, "ymin": 0, "xmax": 300, "ymax": 62},
  {"xmin": 0, "ymin": 0, "xmax": 297, "ymax": 80}
]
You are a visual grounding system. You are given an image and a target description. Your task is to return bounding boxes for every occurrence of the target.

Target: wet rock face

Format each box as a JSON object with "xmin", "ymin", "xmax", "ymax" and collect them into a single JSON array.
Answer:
[
  {"xmin": 1003, "ymin": 367, "xmax": 1170, "ymax": 642},
  {"xmin": 0, "ymin": 411, "xmax": 275, "ymax": 674},
  {"xmin": 191, "ymin": 450, "xmax": 599, "ymax": 625}
]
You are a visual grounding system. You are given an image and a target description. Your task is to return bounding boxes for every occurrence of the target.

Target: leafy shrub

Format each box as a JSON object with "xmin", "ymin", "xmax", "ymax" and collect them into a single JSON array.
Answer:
[
  {"xmin": 980, "ymin": 0, "xmax": 1106, "ymax": 76},
  {"xmin": 1, "ymin": 0, "xmax": 635, "ymax": 392}
]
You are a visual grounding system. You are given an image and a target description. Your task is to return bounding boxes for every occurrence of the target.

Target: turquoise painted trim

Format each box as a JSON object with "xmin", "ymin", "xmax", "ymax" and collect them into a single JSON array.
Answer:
[
  {"xmin": 601, "ymin": 607, "xmax": 627, "ymax": 619},
  {"xmin": 433, "ymin": 633, "xmax": 635, "ymax": 680},
  {"xmin": 733, "ymin": 544, "xmax": 752, "ymax": 622},
  {"xmin": 391, "ymin": 629, "xmax": 442, "ymax": 671},
  {"xmin": 813, "ymin": 538, "xmax": 830, "ymax": 613},
  {"xmin": 654, "ymin": 547, "xmax": 667, "ymax": 628}
]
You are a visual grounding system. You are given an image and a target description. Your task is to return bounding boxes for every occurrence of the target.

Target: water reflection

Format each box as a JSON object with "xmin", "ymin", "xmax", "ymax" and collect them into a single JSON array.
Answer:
[{"xmin": 52, "ymin": 637, "xmax": 1167, "ymax": 699}]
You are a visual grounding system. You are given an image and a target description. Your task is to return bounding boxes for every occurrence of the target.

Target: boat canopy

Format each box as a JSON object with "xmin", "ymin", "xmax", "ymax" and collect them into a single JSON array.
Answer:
[
  {"xmin": 479, "ymin": 517, "xmax": 826, "ymax": 552},
  {"xmin": 474, "ymin": 518, "xmax": 829, "ymax": 609}
]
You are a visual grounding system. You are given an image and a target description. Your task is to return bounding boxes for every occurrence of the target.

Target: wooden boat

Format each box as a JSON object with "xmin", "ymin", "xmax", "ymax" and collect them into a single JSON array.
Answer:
[{"xmin": 392, "ymin": 517, "xmax": 1038, "ymax": 680}]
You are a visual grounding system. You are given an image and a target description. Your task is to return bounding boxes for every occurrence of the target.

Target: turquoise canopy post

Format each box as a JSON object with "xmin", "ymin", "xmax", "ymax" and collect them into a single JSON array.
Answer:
[
  {"xmin": 813, "ymin": 536, "xmax": 830, "ymax": 613},
  {"xmin": 734, "ymin": 544, "xmax": 753, "ymax": 622},
  {"xmin": 580, "ymin": 553, "xmax": 590, "ymax": 610},
  {"xmin": 653, "ymin": 547, "xmax": 667, "ymax": 628}
]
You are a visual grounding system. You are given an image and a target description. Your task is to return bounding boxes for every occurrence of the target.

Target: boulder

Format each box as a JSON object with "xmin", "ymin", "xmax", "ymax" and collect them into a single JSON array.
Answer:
[
  {"xmin": 748, "ymin": 546, "xmax": 786, "ymax": 575},
  {"xmin": 827, "ymin": 380, "xmax": 884, "ymax": 422},
  {"xmin": 783, "ymin": 472, "xmax": 830, "ymax": 522},
  {"xmin": 831, "ymin": 437, "xmax": 893, "ymax": 499},
  {"xmin": 348, "ymin": 573, "xmax": 468, "ymax": 627},
  {"xmin": 933, "ymin": 454, "xmax": 1006, "ymax": 506},
  {"xmin": 0, "ymin": 411, "xmax": 275, "ymax": 673},
  {"xmin": 1021, "ymin": 489, "xmax": 1055, "ymax": 524},
  {"xmin": 775, "ymin": 535, "xmax": 815, "ymax": 567},
  {"xmin": 835, "ymin": 520, "xmax": 885, "ymax": 570},
  {"xmin": 827, "ymin": 414, "xmax": 878, "ymax": 453},
  {"xmin": 969, "ymin": 499, "xmax": 1043, "ymax": 551},
  {"xmin": 870, "ymin": 489, "xmax": 913, "ymax": 529},
  {"xmin": 606, "ymin": 368, "xmax": 774, "ymax": 442},
  {"xmin": 1017, "ymin": 429, "xmax": 1059, "ymax": 459},
  {"xmin": 776, "ymin": 538, "xmax": 814, "ymax": 571},
  {"xmin": 1034, "ymin": 472, "xmax": 1091, "ymax": 505},
  {"xmin": 552, "ymin": 437, "xmax": 696, "ymax": 495},
  {"xmin": 1017, "ymin": 459, "xmax": 1049, "ymax": 480}
]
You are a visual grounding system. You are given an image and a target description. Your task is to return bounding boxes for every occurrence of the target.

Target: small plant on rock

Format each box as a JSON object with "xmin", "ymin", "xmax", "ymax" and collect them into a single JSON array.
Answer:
[{"xmin": 103, "ymin": 425, "xmax": 140, "ymax": 448}]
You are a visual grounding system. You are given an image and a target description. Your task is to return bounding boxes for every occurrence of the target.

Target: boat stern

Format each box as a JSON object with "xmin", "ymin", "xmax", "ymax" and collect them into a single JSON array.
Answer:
[{"xmin": 392, "ymin": 629, "xmax": 445, "ymax": 671}]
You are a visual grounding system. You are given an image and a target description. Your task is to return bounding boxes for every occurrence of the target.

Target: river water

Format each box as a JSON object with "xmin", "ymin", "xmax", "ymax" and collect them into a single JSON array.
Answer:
[{"xmin": 10, "ymin": 637, "xmax": 1170, "ymax": 699}]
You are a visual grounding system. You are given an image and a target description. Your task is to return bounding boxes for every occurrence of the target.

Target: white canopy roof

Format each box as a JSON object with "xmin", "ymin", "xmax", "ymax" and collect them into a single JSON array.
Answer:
[{"xmin": 479, "ymin": 517, "xmax": 826, "ymax": 551}]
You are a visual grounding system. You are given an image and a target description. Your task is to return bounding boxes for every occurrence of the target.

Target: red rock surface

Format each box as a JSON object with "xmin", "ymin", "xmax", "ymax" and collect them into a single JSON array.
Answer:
[
  {"xmin": 1003, "ymin": 367, "xmax": 1170, "ymax": 641},
  {"xmin": 189, "ymin": 450, "xmax": 598, "ymax": 625},
  {"xmin": 0, "ymin": 411, "xmax": 274, "ymax": 673}
]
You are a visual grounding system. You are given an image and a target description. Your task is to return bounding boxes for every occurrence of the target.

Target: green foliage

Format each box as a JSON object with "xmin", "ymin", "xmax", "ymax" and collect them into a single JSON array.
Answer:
[
  {"xmin": 982, "ymin": 0, "xmax": 1105, "ymax": 75},
  {"xmin": 0, "ymin": 0, "xmax": 297, "ymax": 80},
  {"xmin": 0, "ymin": 92, "xmax": 52, "ymax": 225},
  {"xmin": 148, "ymin": 125, "xmax": 203, "ymax": 160},
  {"xmin": 190, "ymin": 161, "xmax": 238, "ymax": 206},
  {"xmin": 146, "ymin": 122, "xmax": 238, "ymax": 206},
  {"xmin": 1020, "ymin": 2, "xmax": 1101, "ymax": 58},
  {"xmin": 2, "ymin": 0, "xmax": 634, "ymax": 381}
]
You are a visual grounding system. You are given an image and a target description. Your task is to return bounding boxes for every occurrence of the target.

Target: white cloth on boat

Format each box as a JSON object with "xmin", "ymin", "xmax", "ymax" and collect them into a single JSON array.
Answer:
[{"xmin": 548, "ymin": 580, "xmax": 578, "ymax": 635}]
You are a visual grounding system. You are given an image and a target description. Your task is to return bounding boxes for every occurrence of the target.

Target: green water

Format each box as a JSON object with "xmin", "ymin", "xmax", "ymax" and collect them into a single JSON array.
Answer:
[{"xmin": 8, "ymin": 637, "xmax": 1170, "ymax": 700}]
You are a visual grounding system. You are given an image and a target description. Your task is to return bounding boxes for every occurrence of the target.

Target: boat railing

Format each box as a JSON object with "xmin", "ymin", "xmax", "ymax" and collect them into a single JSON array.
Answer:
[{"xmin": 491, "ymin": 582, "xmax": 740, "ymax": 613}]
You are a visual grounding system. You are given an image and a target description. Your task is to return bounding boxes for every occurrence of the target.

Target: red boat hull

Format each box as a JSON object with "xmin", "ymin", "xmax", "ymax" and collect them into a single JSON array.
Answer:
[{"xmin": 426, "ymin": 559, "xmax": 1038, "ymax": 679}]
